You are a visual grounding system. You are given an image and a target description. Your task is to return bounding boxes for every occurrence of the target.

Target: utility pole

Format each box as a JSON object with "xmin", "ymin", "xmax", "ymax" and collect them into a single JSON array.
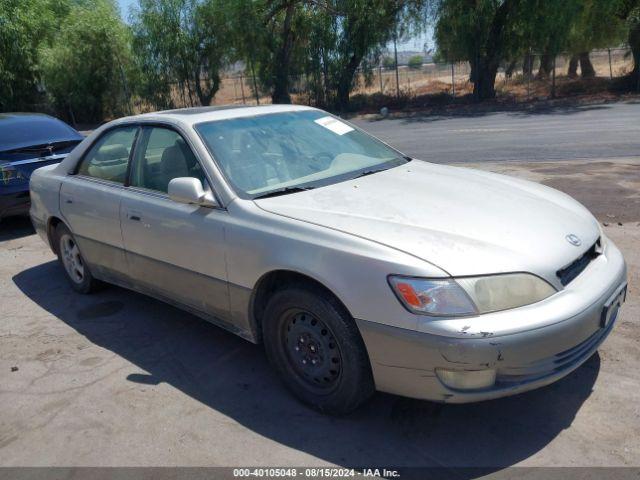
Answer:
[
  {"xmin": 239, "ymin": 74, "xmax": 246, "ymax": 104},
  {"xmin": 451, "ymin": 63, "xmax": 455, "ymax": 97},
  {"xmin": 527, "ymin": 47, "xmax": 532, "ymax": 101},
  {"xmin": 250, "ymin": 59, "xmax": 260, "ymax": 105},
  {"xmin": 551, "ymin": 55, "xmax": 556, "ymax": 98},
  {"xmin": 393, "ymin": 31, "xmax": 400, "ymax": 99}
]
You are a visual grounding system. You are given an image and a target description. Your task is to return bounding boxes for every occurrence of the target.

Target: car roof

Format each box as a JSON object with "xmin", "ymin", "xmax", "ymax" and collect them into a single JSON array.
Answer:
[
  {"xmin": 0, "ymin": 113, "xmax": 83, "ymax": 153},
  {"xmin": 124, "ymin": 104, "xmax": 317, "ymax": 127}
]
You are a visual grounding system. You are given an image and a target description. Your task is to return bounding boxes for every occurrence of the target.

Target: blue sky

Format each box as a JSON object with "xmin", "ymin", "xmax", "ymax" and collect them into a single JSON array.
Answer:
[
  {"xmin": 116, "ymin": 0, "xmax": 431, "ymax": 52},
  {"xmin": 117, "ymin": 0, "xmax": 135, "ymax": 18}
]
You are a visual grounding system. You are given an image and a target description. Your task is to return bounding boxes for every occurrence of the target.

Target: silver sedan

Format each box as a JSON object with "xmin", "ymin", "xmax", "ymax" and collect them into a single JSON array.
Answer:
[{"xmin": 29, "ymin": 105, "xmax": 627, "ymax": 414}]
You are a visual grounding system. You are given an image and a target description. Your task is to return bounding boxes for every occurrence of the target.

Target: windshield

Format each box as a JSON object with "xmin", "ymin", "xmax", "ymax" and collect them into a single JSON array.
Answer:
[{"xmin": 195, "ymin": 110, "xmax": 408, "ymax": 198}]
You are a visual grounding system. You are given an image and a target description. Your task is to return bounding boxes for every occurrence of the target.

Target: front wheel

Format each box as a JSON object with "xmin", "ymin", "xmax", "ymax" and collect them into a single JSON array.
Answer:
[
  {"xmin": 263, "ymin": 286, "xmax": 375, "ymax": 414},
  {"xmin": 56, "ymin": 223, "xmax": 99, "ymax": 294}
]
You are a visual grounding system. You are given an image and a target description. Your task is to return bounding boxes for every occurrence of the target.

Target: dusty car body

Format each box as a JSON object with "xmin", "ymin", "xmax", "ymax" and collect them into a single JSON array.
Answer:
[{"xmin": 29, "ymin": 105, "xmax": 627, "ymax": 413}]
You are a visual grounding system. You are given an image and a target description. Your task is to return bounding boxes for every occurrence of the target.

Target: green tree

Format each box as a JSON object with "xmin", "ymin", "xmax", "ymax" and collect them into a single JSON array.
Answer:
[
  {"xmin": 616, "ymin": 0, "xmax": 640, "ymax": 81},
  {"xmin": 223, "ymin": 0, "xmax": 269, "ymax": 102},
  {"xmin": 566, "ymin": 0, "xmax": 626, "ymax": 78},
  {"xmin": 329, "ymin": 0, "xmax": 420, "ymax": 109},
  {"xmin": 434, "ymin": 0, "xmax": 522, "ymax": 99},
  {"xmin": 304, "ymin": 4, "xmax": 338, "ymax": 106},
  {"xmin": 434, "ymin": 0, "xmax": 589, "ymax": 98},
  {"xmin": 0, "ymin": 0, "xmax": 68, "ymax": 111},
  {"xmin": 131, "ymin": 0, "xmax": 231, "ymax": 109},
  {"xmin": 408, "ymin": 54, "xmax": 424, "ymax": 69},
  {"xmin": 229, "ymin": 0, "xmax": 425, "ymax": 108},
  {"xmin": 382, "ymin": 56, "xmax": 396, "ymax": 68},
  {"xmin": 226, "ymin": 0, "xmax": 311, "ymax": 104},
  {"xmin": 301, "ymin": 0, "xmax": 425, "ymax": 109},
  {"xmin": 40, "ymin": 0, "xmax": 133, "ymax": 122},
  {"xmin": 521, "ymin": 0, "xmax": 582, "ymax": 79}
]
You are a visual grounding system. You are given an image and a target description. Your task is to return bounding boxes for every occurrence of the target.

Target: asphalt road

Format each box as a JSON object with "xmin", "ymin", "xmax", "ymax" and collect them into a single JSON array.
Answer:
[{"xmin": 351, "ymin": 100, "xmax": 640, "ymax": 163}]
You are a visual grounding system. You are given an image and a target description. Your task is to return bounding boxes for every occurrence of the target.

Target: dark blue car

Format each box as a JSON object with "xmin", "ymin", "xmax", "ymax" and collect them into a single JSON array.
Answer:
[{"xmin": 0, "ymin": 113, "xmax": 83, "ymax": 220}]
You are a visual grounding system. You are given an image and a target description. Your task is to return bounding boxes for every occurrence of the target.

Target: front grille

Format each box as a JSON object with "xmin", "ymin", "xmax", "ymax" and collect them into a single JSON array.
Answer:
[{"xmin": 556, "ymin": 238, "xmax": 601, "ymax": 286}]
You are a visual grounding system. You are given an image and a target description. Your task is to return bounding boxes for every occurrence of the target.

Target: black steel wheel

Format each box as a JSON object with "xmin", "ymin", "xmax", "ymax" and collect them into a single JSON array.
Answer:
[
  {"xmin": 263, "ymin": 285, "xmax": 375, "ymax": 414},
  {"xmin": 283, "ymin": 309, "xmax": 343, "ymax": 394}
]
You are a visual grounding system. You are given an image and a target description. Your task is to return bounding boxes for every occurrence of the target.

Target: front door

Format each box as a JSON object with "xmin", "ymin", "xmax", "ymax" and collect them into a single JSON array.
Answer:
[{"xmin": 119, "ymin": 125, "xmax": 232, "ymax": 325}]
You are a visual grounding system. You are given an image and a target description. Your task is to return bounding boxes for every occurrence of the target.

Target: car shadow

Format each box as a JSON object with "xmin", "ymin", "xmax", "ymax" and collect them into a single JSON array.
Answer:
[
  {"xmin": 0, "ymin": 216, "xmax": 35, "ymax": 241},
  {"xmin": 13, "ymin": 261, "xmax": 600, "ymax": 476}
]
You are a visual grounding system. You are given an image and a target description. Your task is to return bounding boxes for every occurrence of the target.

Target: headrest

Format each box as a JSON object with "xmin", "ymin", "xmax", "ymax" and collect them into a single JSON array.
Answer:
[
  {"xmin": 161, "ymin": 143, "xmax": 190, "ymax": 177},
  {"xmin": 96, "ymin": 144, "xmax": 128, "ymax": 162}
]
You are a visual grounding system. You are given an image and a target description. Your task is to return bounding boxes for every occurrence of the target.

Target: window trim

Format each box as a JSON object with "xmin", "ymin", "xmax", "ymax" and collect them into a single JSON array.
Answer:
[
  {"xmin": 72, "ymin": 125, "xmax": 141, "ymax": 184},
  {"xmin": 71, "ymin": 121, "xmax": 224, "ymax": 208},
  {"xmin": 125, "ymin": 124, "xmax": 213, "ymax": 198}
]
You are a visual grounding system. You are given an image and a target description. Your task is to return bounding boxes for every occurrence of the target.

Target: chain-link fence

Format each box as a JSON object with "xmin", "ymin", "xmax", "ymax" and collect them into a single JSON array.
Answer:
[{"xmin": 166, "ymin": 46, "xmax": 637, "ymax": 110}]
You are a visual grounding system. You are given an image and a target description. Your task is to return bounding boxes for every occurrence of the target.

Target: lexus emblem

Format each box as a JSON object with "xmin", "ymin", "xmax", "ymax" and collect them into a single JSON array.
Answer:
[{"xmin": 566, "ymin": 234, "xmax": 582, "ymax": 247}]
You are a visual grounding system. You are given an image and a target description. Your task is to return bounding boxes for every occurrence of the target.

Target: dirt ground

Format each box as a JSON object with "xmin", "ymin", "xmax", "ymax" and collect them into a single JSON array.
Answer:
[{"xmin": 0, "ymin": 158, "xmax": 638, "ymax": 469}]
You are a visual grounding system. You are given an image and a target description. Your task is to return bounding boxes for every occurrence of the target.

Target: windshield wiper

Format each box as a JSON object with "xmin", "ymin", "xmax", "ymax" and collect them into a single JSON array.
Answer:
[
  {"xmin": 5, "ymin": 140, "xmax": 80, "ymax": 156},
  {"xmin": 253, "ymin": 186, "xmax": 315, "ymax": 199},
  {"xmin": 351, "ymin": 168, "xmax": 389, "ymax": 180}
]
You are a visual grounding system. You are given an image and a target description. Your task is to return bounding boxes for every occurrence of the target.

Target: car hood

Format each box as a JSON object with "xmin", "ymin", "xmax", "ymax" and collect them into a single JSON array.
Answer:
[{"xmin": 254, "ymin": 161, "xmax": 600, "ymax": 281}]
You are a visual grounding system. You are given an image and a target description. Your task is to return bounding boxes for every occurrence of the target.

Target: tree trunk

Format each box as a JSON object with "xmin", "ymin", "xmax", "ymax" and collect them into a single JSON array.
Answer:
[
  {"xmin": 271, "ymin": 2, "xmax": 295, "ymax": 104},
  {"xmin": 579, "ymin": 52, "xmax": 596, "ymax": 78},
  {"xmin": 523, "ymin": 53, "xmax": 533, "ymax": 76},
  {"xmin": 195, "ymin": 69, "xmax": 218, "ymax": 106},
  {"xmin": 614, "ymin": 1, "xmax": 639, "ymax": 88},
  {"xmin": 249, "ymin": 56, "xmax": 260, "ymax": 105},
  {"xmin": 470, "ymin": 1, "xmax": 511, "ymax": 100},
  {"xmin": 472, "ymin": 57, "xmax": 499, "ymax": 100},
  {"xmin": 469, "ymin": 61, "xmax": 476, "ymax": 83},
  {"xmin": 567, "ymin": 55, "xmax": 579, "ymax": 78},
  {"xmin": 505, "ymin": 60, "xmax": 517, "ymax": 78},
  {"xmin": 336, "ymin": 54, "xmax": 362, "ymax": 111},
  {"xmin": 538, "ymin": 54, "xmax": 553, "ymax": 79},
  {"xmin": 321, "ymin": 48, "xmax": 330, "ymax": 106}
]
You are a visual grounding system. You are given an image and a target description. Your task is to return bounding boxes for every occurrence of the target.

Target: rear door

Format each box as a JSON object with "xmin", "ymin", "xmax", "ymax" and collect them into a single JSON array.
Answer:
[
  {"xmin": 119, "ymin": 125, "xmax": 232, "ymax": 324},
  {"xmin": 60, "ymin": 126, "xmax": 138, "ymax": 283}
]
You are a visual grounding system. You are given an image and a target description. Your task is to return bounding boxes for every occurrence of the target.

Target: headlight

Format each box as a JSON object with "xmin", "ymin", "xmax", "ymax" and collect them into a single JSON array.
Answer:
[
  {"xmin": 389, "ymin": 273, "xmax": 556, "ymax": 316},
  {"xmin": 388, "ymin": 276, "xmax": 478, "ymax": 316}
]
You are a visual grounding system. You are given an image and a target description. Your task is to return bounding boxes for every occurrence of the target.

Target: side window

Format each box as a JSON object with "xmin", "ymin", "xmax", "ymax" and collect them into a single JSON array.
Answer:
[
  {"xmin": 129, "ymin": 127, "xmax": 208, "ymax": 193},
  {"xmin": 77, "ymin": 127, "xmax": 138, "ymax": 183}
]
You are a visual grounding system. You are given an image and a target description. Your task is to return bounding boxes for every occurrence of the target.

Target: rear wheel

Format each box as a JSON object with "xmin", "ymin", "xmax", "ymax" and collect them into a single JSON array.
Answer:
[
  {"xmin": 56, "ymin": 223, "xmax": 99, "ymax": 294},
  {"xmin": 263, "ymin": 286, "xmax": 374, "ymax": 414}
]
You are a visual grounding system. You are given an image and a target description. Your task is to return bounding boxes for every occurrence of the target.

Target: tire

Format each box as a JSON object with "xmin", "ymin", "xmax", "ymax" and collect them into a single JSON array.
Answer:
[
  {"xmin": 263, "ymin": 286, "xmax": 375, "ymax": 415},
  {"xmin": 55, "ymin": 223, "xmax": 100, "ymax": 294}
]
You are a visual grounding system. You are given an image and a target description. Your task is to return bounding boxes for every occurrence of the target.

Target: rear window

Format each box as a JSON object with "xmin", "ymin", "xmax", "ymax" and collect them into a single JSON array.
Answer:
[{"xmin": 0, "ymin": 115, "xmax": 82, "ymax": 152}]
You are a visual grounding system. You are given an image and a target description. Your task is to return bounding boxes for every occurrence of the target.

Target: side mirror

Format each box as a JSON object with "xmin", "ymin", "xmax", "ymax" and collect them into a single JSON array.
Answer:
[{"xmin": 168, "ymin": 177, "xmax": 217, "ymax": 208}]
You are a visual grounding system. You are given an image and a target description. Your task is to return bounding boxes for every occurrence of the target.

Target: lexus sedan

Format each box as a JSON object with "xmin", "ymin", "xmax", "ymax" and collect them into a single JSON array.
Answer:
[
  {"xmin": 29, "ymin": 105, "xmax": 627, "ymax": 414},
  {"xmin": 1, "ymin": 113, "xmax": 83, "ymax": 220}
]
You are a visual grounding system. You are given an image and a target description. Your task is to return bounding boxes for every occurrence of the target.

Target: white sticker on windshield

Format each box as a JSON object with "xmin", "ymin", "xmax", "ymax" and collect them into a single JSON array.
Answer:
[{"xmin": 314, "ymin": 116, "xmax": 354, "ymax": 135}]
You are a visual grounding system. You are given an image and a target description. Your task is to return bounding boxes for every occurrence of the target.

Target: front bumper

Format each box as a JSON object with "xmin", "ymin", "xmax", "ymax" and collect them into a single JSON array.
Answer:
[{"xmin": 356, "ymin": 238, "xmax": 628, "ymax": 403}]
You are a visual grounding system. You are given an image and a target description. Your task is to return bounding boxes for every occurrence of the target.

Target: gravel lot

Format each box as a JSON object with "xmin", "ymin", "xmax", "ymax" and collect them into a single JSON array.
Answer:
[{"xmin": 1, "ymin": 104, "xmax": 639, "ymax": 469}]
